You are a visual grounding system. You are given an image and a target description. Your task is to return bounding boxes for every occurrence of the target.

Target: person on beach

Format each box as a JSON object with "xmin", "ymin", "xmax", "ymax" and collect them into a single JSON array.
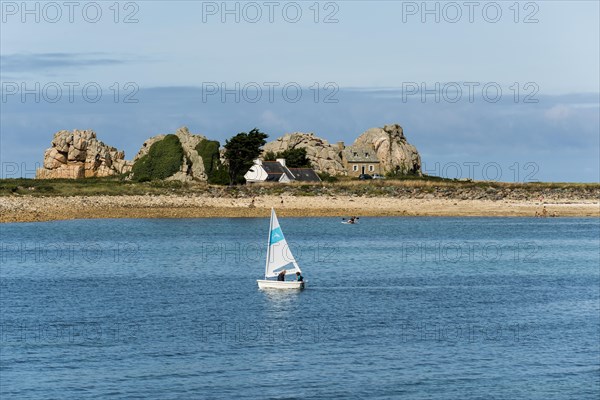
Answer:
[
  {"xmin": 277, "ymin": 270, "xmax": 286, "ymax": 281},
  {"xmin": 296, "ymin": 272, "xmax": 304, "ymax": 282}
]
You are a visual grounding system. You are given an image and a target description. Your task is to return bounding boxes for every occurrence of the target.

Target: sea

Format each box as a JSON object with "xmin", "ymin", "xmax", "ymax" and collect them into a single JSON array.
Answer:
[{"xmin": 1, "ymin": 217, "xmax": 599, "ymax": 399}]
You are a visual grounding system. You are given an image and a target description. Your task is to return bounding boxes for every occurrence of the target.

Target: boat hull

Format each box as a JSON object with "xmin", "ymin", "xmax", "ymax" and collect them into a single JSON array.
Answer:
[{"xmin": 257, "ymin": 280, "xmax": 305, "ymax": 290}]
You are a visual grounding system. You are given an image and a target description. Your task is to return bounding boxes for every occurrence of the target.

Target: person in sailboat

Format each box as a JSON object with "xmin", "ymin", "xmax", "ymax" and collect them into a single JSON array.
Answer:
[
  {"xmin": 348, "ymin": 216, "xmax": 358, "ymax": 224},
  {"xmin": 277, "ymin": 269, "xmax": 286, "ymax": 281},
  {"xmin": 296, "ymin": 272, "xmax": 303, "ymax": 282}
]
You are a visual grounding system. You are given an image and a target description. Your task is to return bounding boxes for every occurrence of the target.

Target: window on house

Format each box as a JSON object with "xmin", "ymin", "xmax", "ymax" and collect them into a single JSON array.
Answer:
[
  {"xmin": 353, "ymin": 165, "xmax": 358, "ymax": 171},
  {"xmin": 353, "ymin": 152, "xmax": 358, "ymax": 157},
  {"xmin": 365, "ymin": 153, "xmax": 369, "ymax": 157},
  {"xmin": 369, "ymin": 165, "xmax": 374, "ymax": 172}
]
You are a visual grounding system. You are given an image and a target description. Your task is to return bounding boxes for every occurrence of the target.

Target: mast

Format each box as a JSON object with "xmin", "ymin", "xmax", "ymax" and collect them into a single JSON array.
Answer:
[{"xmin": 264, "ymin": 208, "xmax": 274, "ymax": 279}]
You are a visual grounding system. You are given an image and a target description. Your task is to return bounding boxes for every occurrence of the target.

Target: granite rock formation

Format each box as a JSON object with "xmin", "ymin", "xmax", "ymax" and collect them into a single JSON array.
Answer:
[
  {"xmin": 353, "ymin": 124, "xmax": 421, "ymax": 175},
  {"xmin": 262, "ymin": 133, "xmax": 345, "ymax": 175},
  {"xmin": 133, "ymin": 126, "xmax": 207, "ymax": 182},
  {"xmin": 36, "ymin": 130, "xmax": 132, "ymax": 179},
  {"xmin": 262, "ymin": 124, "xmax": 421, "ymax": 176}
]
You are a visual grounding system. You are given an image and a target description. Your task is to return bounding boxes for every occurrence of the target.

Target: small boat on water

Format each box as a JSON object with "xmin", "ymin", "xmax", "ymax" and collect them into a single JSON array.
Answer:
[{"xmin": 257, "ymin": 208, "xmax": 305, "ymax": 290}]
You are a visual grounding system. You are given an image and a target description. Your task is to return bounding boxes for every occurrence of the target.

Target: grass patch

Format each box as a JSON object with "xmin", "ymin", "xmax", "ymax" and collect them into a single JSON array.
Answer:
[
  {"xmin": 0, "ymin": 176, "xmax": 199, "ymax": 197},
  {"xmin": 1, "ymin": 176, "xmax": 598, "ymax": 198}
]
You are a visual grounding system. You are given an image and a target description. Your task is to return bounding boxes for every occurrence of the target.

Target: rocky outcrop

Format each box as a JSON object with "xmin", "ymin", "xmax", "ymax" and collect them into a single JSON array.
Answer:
[
  {"xmin": 353, "ymin": 124, "xmax": 421, "ymax": 175},
  {"xmin": 36, "ymin": 123, "xmax": 421, "ymax": 181},
  {"xmin": 134, "ymin": 126, "xmax": 207, "ymax": 182},
  {"xmin": 262, "ymin": 124, "xmax": 421, "ymax": 176},
  {"xmin": 36, "ymin": 130, "xmax": 132, "ymax": 179},
  {"xmin": 262, "ymin": 133, "xmax": 345, "ymax": 175}
]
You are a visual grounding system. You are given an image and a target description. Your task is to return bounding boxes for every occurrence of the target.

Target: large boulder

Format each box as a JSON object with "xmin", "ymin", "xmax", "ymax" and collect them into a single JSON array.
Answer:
[
  {"xmin": 36, "ymin": 130, "xmax": 132, "ymax": 179},
  {"xmin": 43, "ymin": 148, "xmax": 67, "ymax": 169},
  {"xmin": 262, "ymin": 124, "xmax": 421, "ymax": 176},
  {"xmin": 353, "ymin": 124, "xmax": 421, "ymax": 175},
  {"xmin": 262, "ymin": 132, "xmax": 345, "ymax": 175},
  {"xmin": 133, "ymin": 126, "xmax": 208, "ymax": 181},
  {"xmin": 37, "ymin": 163, "xmax": 85, "ymax": 179}
]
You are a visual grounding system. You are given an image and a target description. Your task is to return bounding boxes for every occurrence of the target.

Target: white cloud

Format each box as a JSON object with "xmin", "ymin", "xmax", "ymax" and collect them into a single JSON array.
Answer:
[{"xmin": 544, "ymin": 105, "xmax": 572, "ymax": 121}]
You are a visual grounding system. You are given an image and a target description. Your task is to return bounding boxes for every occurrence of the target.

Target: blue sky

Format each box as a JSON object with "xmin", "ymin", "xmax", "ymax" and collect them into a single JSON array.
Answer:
[{"xmin": 1, "ymin": 0, "xmax": 599, "ymax": 181}]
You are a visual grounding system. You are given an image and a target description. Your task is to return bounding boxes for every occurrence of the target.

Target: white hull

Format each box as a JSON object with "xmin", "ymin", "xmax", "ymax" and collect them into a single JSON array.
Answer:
[{"xmin": 257, "ymin": 280, "xmax": 305, "ymax": 290}]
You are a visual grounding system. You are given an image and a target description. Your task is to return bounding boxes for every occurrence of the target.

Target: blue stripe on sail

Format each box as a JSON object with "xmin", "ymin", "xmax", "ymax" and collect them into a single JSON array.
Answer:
[{"xmin": 270, "ymin": 227, "xmax": 284, "ymax": 244}]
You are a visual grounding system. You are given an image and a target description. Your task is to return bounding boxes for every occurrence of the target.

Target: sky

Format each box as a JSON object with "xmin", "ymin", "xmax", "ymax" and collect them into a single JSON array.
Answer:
[{"xmin": 1, "ymin": 0, "xmax": 599, "ymax": 182}]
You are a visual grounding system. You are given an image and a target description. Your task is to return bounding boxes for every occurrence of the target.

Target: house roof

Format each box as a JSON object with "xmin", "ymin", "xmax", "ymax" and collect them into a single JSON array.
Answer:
[
  {"xmin": 265, "ymin": 173, "xmax": 283, "ymax": 182},
  {"xmin": 262, "ymin": 161, "xmax": 294, "ymax": 180},
  {"xmin": 342, "ymin": 145, "xmax": 379, "ymax": 163},
  {"xmin": 289, "ymin": 168, "xmax": 321, "ymax": 182},
  {"xmin": 250, "ymin": 160, "xmax": 320, "ymax": 182}
]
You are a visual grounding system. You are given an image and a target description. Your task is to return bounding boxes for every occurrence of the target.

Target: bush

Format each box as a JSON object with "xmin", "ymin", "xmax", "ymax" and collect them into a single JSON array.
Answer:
[
  {"xmin": 317, "ymin": 172, "xmax": 338, "ymax": 182},
  {"xmin": 196, "ymin": 139, "xmax": 230, "ymax": 185},
  {"xmin": 275, "ymin": 148, "xmax": 310, "ymax": 168},
  {"xmin": 208, "ymin": 168, "xmax": 230, "ymax": 185},
  {"xmin": 263, "ymin": 151, "xmax": 277, "ymax": 161},
  {"xmin": 196, "ymin": 140, "xmax": 220, "ymax": 174},
  {"xmin": 132, "ymin": 135, "xmax": 184, "ymax": 181}
]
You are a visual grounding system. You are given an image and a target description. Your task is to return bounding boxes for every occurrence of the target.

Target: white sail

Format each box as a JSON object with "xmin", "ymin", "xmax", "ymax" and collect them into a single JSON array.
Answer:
[{"xmin": 264, "ymin": 208, "xmax": 301, "ymax": 279}]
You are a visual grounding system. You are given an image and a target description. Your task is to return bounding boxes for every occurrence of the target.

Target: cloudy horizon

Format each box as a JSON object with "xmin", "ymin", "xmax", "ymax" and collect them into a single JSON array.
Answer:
[{"xmin": 1, "ymin": 1, "xmax": 598, "ymax": 182}]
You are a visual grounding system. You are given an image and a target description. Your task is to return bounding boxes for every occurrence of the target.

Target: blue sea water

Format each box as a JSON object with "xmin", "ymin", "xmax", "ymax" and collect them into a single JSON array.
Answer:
[{"xmin": 1, "ymin": 217, "xmax": 599, "ymax": 399}]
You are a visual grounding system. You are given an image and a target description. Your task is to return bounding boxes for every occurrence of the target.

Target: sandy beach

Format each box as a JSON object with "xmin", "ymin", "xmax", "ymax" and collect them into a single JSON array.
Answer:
[{"xmin": 1, "ymin": 194, "xmax": 598, "ymax": 223}]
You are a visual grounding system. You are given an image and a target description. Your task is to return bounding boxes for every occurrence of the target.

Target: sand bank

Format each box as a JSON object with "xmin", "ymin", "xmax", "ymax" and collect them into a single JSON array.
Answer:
[{"xmin": 1, "ymin": 194, "xmax": 598, "ymax": 223}]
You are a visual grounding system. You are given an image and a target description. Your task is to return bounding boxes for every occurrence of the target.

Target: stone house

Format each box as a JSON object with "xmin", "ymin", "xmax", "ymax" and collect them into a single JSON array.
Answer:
[{"xmin": 339, "ymin": 142, "xmax": 381, "ymax": 176}]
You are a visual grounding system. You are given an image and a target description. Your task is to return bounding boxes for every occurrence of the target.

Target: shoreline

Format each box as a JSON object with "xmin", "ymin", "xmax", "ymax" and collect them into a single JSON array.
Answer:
[{"xmin": 1, "ymin": 195, "xmax": 598, "ymax": 223}]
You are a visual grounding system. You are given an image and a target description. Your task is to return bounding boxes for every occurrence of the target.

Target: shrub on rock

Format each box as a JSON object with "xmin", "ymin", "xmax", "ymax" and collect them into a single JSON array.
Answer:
[
  {"xmin": 132, "ymin": 134, "xmax": 184, "ymax": 181},
  {"xmin": 196, "ymin": 139, "xmax": 229, "ymax": 185}
]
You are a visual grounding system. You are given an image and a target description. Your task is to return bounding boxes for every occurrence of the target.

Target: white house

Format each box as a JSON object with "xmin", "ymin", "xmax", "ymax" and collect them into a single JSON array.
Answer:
[
  {"xmin": 244, "ymin": 159, "xmax": 321, "ymax": 183},
  {"xmin": 244, "ymin": 159, "xmax": 293, "ymax": 183}
]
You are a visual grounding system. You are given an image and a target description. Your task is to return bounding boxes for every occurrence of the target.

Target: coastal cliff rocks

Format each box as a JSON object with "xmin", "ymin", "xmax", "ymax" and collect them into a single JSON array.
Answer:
[
  {"xmin": 353, "ymin": 124, "xmax": 421, "ymax": 175},
  {"xmin": 262, "ymin": 133, "xmax": 345, "ymax": 175},
  {"xmin": 133, "ymin": 127, "xmax": 208, "ymax": 182},
  {"xmin": 36, "ymin": 123, "xmax": 421, "ymax": 181},
  {"xmin": 262, "ymin": 124, "xmax": 421, "ymax": 176},
  {"xmin": 36, "ymin": 130, "xmax": 132, "ymax": 179}
]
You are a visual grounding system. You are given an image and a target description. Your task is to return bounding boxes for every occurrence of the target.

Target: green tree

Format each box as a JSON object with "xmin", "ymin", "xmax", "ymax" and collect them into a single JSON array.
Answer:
[
  {"xmin": 224, "ymin": 128, "xmax": 268, "ymax": 185},
  {"xmin": 278, "ymin": 147, "xmax": 310, "ymax": 168},
  {"xmin": 263, "ymin": 150, "xmax": 277, "ymax": 161}
]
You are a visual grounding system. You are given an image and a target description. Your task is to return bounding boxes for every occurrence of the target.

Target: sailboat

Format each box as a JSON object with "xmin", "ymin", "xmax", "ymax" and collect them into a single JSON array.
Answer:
[{"xmin": 257, "ymin": 208, "xmax": 305, "ymax": 290}]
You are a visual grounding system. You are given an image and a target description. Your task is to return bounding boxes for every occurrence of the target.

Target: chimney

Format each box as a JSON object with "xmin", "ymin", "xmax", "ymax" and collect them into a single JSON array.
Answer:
[
  {"xmin": 276, "ymin": 158, "xmax": 286, "ymax": 167},
  {"xmin": 337, "ymin": 141, "xmax": 344, "ymax": 151}
]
